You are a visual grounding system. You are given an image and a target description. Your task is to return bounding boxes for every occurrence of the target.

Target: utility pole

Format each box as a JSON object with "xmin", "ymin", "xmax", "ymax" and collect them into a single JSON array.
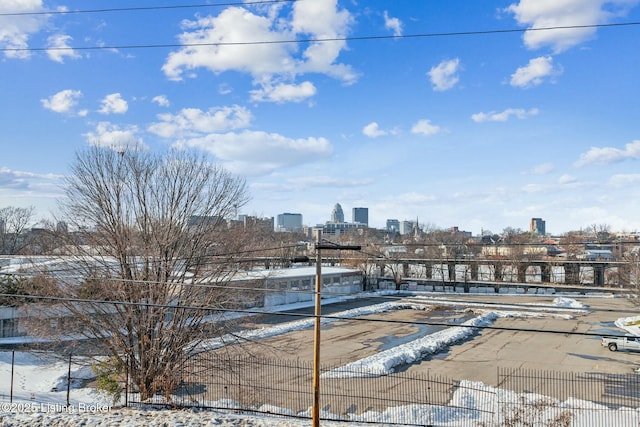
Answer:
[
  {"xmin": 311, "ymin": 230, "xmax": 361, "ymax": 427},
  {"xmin": 312, "ymin": 231, "xmax": 322, "ymax": 427}
]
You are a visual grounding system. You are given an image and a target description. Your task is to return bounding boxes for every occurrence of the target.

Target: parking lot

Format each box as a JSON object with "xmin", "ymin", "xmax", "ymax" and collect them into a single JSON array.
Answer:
[{"xmin": 235, "ymin": 293, "xmax": 640, "ymax": 386}]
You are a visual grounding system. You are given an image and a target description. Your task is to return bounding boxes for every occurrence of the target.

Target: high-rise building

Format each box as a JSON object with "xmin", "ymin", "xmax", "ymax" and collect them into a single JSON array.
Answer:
[
  {"xmin": 331, "ymin": 203, "xmax": 344, "ymax": 223},
  {"xmin": 276, "ymin": 213, "xmax": 303, "ymax": 232},
  {"xmin": 352, "ymin": 207, "xmax": 368, "ymax": 226},
  {"xmin": 399, "ymin": 220, "xmax": 416, "ymax": 235},
  {"xmin": 530, "ymin": 218, "xmax": 546, "ymax": 235},
  {"xmin": 386, "ymin": 219, "xmax": 400, "ymax": 233}
]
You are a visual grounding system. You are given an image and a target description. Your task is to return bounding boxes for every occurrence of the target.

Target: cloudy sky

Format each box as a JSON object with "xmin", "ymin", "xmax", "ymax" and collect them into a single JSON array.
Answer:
[{"xmin": 1, "ymin": 0, "xmax": 639, "ymax": 235}]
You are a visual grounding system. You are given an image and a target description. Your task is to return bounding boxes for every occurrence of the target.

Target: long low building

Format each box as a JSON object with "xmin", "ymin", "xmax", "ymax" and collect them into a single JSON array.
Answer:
[
  {"xmin": 257, "ymin": 266, "xmax": 363, "ymax": 307},
  {"xmin": 0, "ymin": 258, "xmax": 364, "ymax": 340}
]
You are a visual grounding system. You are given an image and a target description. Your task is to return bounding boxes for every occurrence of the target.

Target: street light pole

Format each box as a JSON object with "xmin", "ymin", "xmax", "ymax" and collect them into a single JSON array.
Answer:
[{"xmin": 311, "ymin": 231, "xmax": 361, "ymax": 427}]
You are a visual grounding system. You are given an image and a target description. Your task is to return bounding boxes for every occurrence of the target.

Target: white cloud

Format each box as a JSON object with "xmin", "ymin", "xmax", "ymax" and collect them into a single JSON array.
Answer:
[
  {"xmin": 98, "ymin": 93, "xmax": 128, "ymax": 114},
  {"xmin": 521, "ymin": 183, "xmax": 543, "ymax": 193},
  {"xmin": 84, "ymin": 122, "xmax": 146, "ymax": 151},
  {"xmin": 218, "ymin": 83, "xmax": 233, "ymax": 95},
  {"xmin": 362, "ymin": 122, "xmax": 387, "ymax": 138},
  {"xmin": 151, "ymin": 95, "xmax": 170, "ymax": 107},
  {"xmin": 393, "ymin": 192, "xmax": 437, "ymax": 204},
  {"xmin": 148, "ymin": 105, "xmax": 253, "ymax": 139},
  {"xmin": 149, "ymin": 102, "xmax": 325, "ymax": 177},
  {"xmin": 162, "ymin": 1, "xmax": 356, "ymax": 92},
  {"xmin": 0, "ymin": 166, "xmax": 62, "ymax": 190},
  {"xmin": 574, "ymin": 140, "xmax": 640, "ymax": 167},
  {"xmin": 558, "ymin": 174, "xmax": 577, "ymax": 184},
  {"xmin": 250, "ymin": 81, "xmax": 317, "ymax": 103},
  {"xmin": 609, "ymin": 173, "xmax": 640, "ymax": 187},
  {"xmin": 173, "ymin": 130, "xmax": 333, "ymax": 176},
  {"xmin": 0, "ymin": 1, "xmax": 49, "ymax": 59},
  {"xmin": 411, "ymin": 119, "xmax": 441, "ymax": 136},
  {"xmin": 163, "ymin": 7, "xmax": 293, "ymax": 80},
  {"xmin": 471, "ymin": 108, "xmax": 539, "ymax": 122},
  {"xmin": 530, "ymin": 163, "xmax": 554, "ymax": 175},
  {"xmin": 283, "ymin": 175, "xmax": 373, "ymax": 190},
  {"xmin": 290, "ymin": 0, "xmax": 354, "ymax": 81},
  {"xmin": 41, "ymin": 89, "xmax": 83, "ymax": 114},
  {"xmin": 506, "ymin": 0, "xmax": 638, "ymax": 53},
  {"xmin": 383, "ymin": 11, "xmax": 403, "ymax": 37},
  {"xmin": 510, "ymin": 56, "xmax": 561, "ymax": 88},
  {"xmin": 428, "ymin": 58, "xmax": 460, "ymax": 91},
  {"xmin": 46, "ymin": 34, "xmax": 80, "ymax": 63}
]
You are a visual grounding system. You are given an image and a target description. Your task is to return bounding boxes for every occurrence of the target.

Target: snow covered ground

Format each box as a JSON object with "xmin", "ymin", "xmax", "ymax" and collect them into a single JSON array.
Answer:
[{"xmin": 1, "ymin": 292, "xmax": 639, "ymax": 426}]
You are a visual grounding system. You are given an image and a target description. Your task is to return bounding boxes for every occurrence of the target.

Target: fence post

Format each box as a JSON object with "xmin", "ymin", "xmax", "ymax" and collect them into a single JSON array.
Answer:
[
  {"xmin": 66, "ymin": 353, "xmax": 72, "ymax": 407},
  {"xmin": 10, "ymin": 350, "xmax": 15, "ymax": 403},
  {"xmin": 124, "ymin": 355, "xmax": 129, "ymax": 407}
]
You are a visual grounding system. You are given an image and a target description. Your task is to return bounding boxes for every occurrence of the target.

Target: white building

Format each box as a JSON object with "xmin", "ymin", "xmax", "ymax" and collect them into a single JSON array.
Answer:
[
  {"xmin": 252, "ymin": 266, "xmax": 363, "ymax": 307},
  {"xmin": 0, "ymin": 257, "xmax": 363, "ymax": 340}
]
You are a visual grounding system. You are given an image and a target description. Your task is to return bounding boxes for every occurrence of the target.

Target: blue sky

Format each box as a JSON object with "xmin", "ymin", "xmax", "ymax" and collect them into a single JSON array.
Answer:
[{"xmin": 1, "ymin": 0, "xmax": 640, "ymax": 235}]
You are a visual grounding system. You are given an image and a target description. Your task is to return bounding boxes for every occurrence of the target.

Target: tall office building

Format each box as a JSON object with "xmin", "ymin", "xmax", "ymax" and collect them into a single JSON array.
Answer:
[
  {"xmin": 276, "ymin": 213, "xmax": 303, "ymax": 232},
  {"xmin": 386, "ymin": 219, "xmax": 400, "ymax": 233},
  {"xmin": 331, "ymin": 203, "xmax": 344, "ymax": 223},
  {"xmin": 399, "ymin": 220, "xmax": 416, "ymax": 235},
  {"xmin": 530, "ymin": 218, "xmax": 546, "ymax": 235},
  {"xmin": 352, "ymin": 207, "xmax": 368, "ymax": 226}
]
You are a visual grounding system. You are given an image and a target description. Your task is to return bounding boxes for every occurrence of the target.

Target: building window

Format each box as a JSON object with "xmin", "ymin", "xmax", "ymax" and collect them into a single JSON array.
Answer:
[{"xmin": 1, "ymin": 318, "xmax": 17, "ymax": 338}]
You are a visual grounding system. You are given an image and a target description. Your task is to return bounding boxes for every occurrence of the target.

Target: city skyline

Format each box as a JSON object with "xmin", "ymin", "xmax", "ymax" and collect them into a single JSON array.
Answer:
[
  {"xmin": 2, "ymin": 1, "xmax": 640, "ymax": 235},
  {"xmin": 272, "ymin": 204, "xmax": 544, "ymax": 236}
]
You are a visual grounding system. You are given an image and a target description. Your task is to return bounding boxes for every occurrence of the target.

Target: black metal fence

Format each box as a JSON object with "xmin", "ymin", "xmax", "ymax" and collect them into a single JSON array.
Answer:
[
  {"xmin": 123, "ymin": 354, "xmax": 640, "ymax": 426},
  {"xmin": 3, "ymin": 350, "xmax": 640, "ymax": 426},
  {"xmin": 497, "ymin": 368, "xmax": 640, "ymax": 426},
  {"xmin": 126, "ymin": 353, "xmax": 483, "ymax": 425}
]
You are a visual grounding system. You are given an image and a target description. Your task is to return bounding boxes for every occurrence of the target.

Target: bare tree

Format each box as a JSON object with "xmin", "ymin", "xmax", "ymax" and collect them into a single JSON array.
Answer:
[
  {"xmin": 560, "ymin": 231, "xmax": 588, "ymax": 259},
  {"xmin": 40, "ymin": 147, "xmax": 252, "ymax": 401},
  {"xmin": 587, "ymin": 223, "xmax": 612, "ymax": 243},
  {"xmin": 0, "ymin": 205, "xmax": 35, "ymax": 254}
]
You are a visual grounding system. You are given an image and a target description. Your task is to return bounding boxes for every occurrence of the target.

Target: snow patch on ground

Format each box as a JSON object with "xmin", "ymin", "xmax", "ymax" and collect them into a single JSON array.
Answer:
[
  {"xmin": 323, "ymin": 312, "xmax": 499, "ymax": 378},
  {"xmin": 553, "ymin": 296, "xmax": 588, "ymax": 308}
]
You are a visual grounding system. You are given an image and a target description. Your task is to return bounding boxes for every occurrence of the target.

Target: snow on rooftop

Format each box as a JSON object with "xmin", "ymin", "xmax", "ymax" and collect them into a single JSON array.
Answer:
[{"xmin": 233, "ymin": 265, "xmax": 360, "ymax": 281}]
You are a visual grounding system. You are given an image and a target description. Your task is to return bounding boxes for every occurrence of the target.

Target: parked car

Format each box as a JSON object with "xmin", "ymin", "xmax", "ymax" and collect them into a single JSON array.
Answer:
[{"xmin": 601, "ymin": 336, "xmax": 640, "ymax": 352}]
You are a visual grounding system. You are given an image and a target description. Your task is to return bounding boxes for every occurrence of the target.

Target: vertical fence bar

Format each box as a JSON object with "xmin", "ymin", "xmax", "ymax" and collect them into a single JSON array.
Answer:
[
  {"xmin": 10, "ymin": 350, "xmax": 14, "ymax": 403},
  {"xmin": 124, "ymin": 355, "xmax": 129, "ymax": 407},
  {"xmin": 66, "ymin": 353, "xmax": 72, "ymax": 407}
]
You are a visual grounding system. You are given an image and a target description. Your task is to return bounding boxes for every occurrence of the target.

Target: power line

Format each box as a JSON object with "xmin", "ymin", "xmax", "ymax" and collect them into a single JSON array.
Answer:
[
  {"xmin": 2, "ymin": 267, "xmax": 636, "ymax": 316},
  {"xmin": 0, "ymin": 0, "xmax": 297, "ymax": 17},
  {"xmin": 2, "ymin": 21, "xmax": 639, "ymax": 54},
  {"xmin": 0, "ymin": 291, "xmax": 634, "ymax": 339},
  {"xmin": 1, "ymin": 261, "xmax": 638, "ymax": 316},
  {"xmin": 0, "ymin": 241, "xmax": 306, "ymax": 275}
]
